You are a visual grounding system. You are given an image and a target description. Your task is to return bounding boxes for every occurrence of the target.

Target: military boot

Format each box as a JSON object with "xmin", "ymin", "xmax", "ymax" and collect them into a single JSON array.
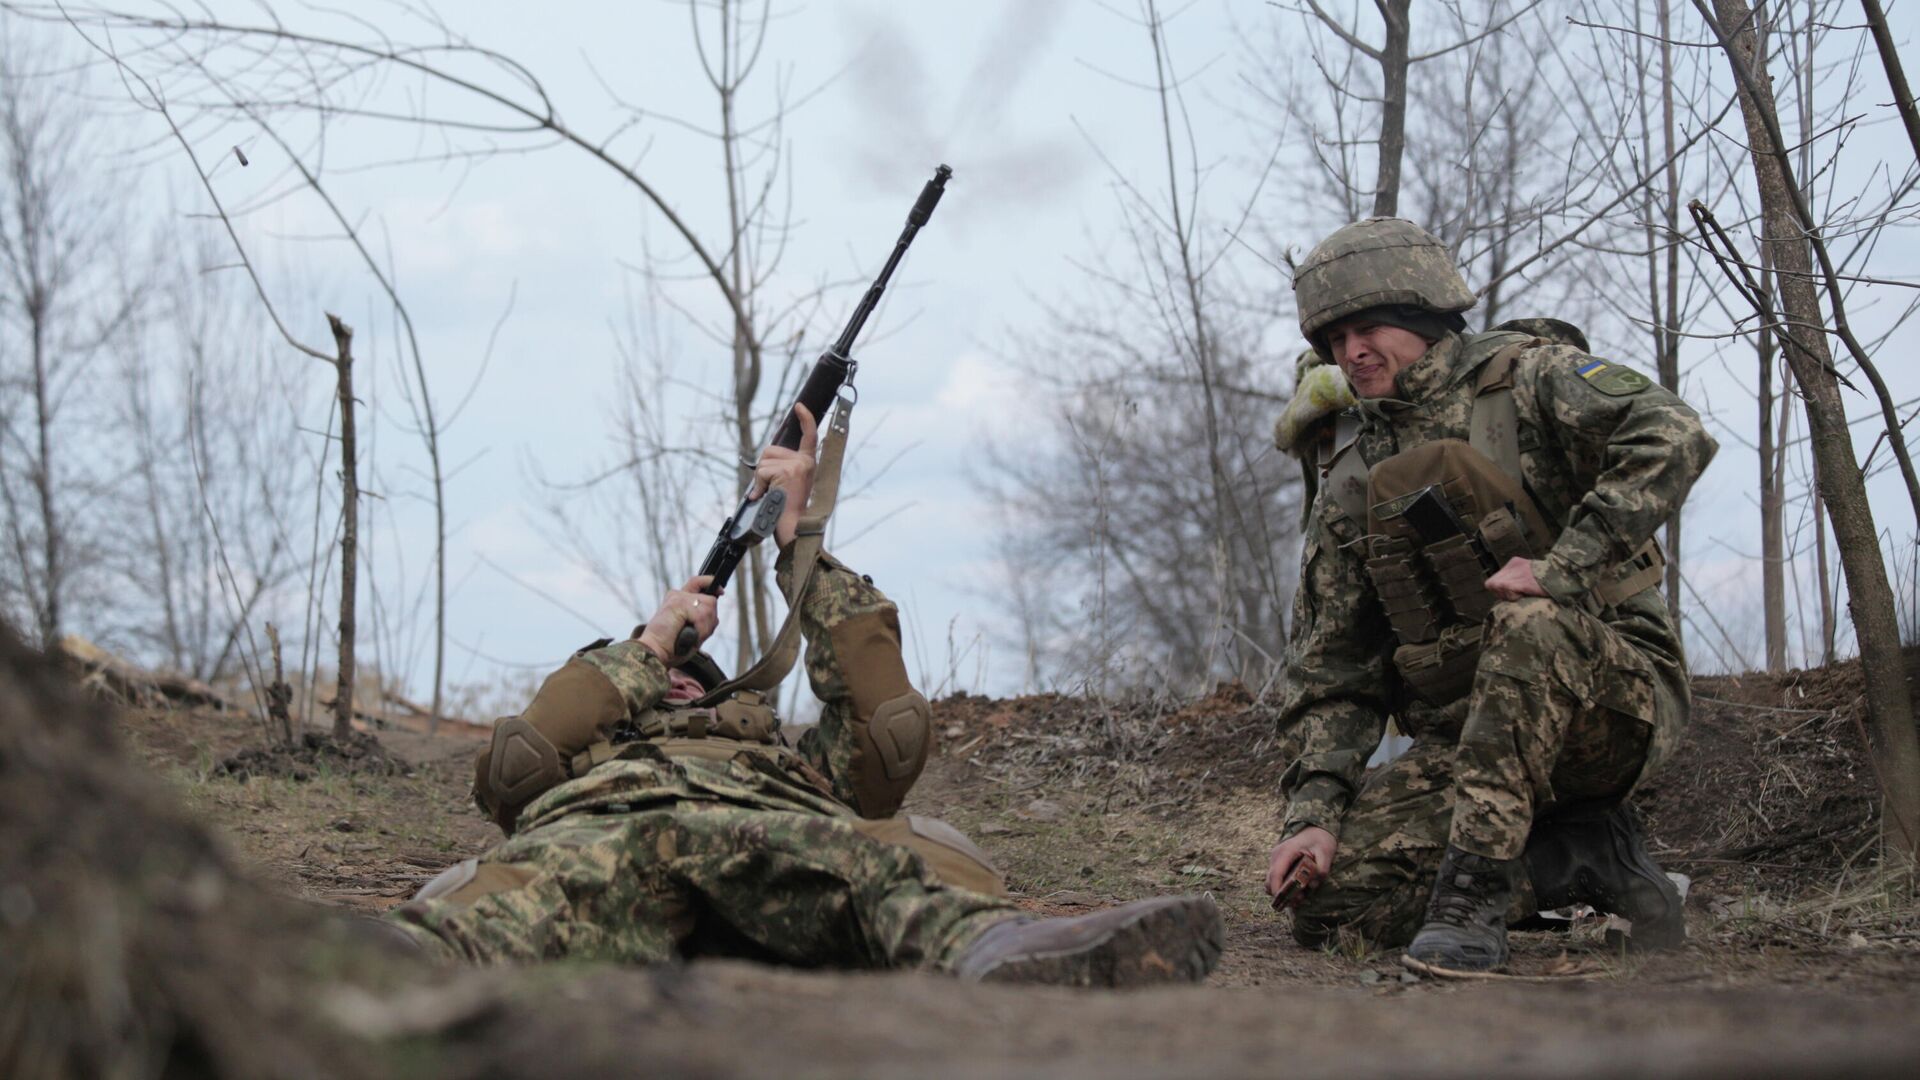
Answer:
[
  {"xmin": 1405, "ymin": 847, "xmax": 1517, "ymax": 973},
  {"xmin": 952, "ymin": 894, "xmax": 1224, "ymax": 987},
  {"xmin": 1526, "ymin": 802, "xmax": 1686, "ymax": 950}
]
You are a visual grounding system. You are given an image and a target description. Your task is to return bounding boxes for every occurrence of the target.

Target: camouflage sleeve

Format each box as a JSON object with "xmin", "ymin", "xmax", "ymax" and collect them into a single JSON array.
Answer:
[
  {"xmin": 1276, "ymin": 502, "xmax": 1394, "ymax": 842},
  {"xmin": 780, "ymin": 548, "xmax": 928, "ymax": 816},
  {"xmin": 1522, "ymin": 349, "xmax": 1720, "ymax": 602},
  {"xmin": 572, "ymin": 639, "xmax": 672, "ymax": 716}
]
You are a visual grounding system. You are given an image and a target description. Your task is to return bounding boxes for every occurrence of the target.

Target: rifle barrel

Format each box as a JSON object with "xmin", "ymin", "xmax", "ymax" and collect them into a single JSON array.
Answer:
[{"xmin": 773, "ymin": 163, "xmax": 952, "ymax": 450}]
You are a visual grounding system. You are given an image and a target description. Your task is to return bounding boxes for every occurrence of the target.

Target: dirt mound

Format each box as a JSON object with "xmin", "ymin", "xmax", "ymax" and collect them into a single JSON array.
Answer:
[
  {"xmin": 932, "ymin": 684, "xmax": 1289, "ymax": 813},
  {"xmin": 0, "ymin": 625, "xmax": 400, "ymax": 1078},
  {"xmin": 17, "ymin": 627, "xmax": 1913, "ymax": 1078},
  {"xmin": 1638, "ymin": 646, "xmax": 1920, "ymax": 893},
  {"xmin": 938, "ymin": 647, "xmax": 1920, "ymax": 899},
  {"xmin": 217, "ymin": 729, "xmax": 413, "ymax": 782}
]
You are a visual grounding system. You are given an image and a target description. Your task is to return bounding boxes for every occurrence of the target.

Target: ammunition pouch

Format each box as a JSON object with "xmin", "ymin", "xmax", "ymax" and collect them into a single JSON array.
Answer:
[
  {"xmin": 608, "ymin": 695, "xmax": 793, "ymax": 777},
  {"xmin": 621, "ymin": 693, "xmax": 780, "ymax": 745},
  {"xmin": 1364, "ymin": 439, "xmax": 1545, "ymax": 707},
  {"xmin": 1325, "ymin": 336, "xmax": 1673, "ymax": 711},
  {"xmin": 1392, "ymin": 625, "xmax": 1486, "ymax": 708},
  {"xmin": 1364, "ymin": 536, "xmax": 1445, "ymax": 643}
]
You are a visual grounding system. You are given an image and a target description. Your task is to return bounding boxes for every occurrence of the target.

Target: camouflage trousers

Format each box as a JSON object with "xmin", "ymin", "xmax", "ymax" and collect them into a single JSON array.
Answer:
[
  {"xmin": 1295, "ymin": 598, "xmax": 1674, "ymax": 948},
  {"xmin": 387, "ymin": 798, "xmax": 1015, "ymax": 970}
]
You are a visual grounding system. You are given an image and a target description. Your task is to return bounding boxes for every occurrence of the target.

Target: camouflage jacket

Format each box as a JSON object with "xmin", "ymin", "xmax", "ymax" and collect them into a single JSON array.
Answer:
[
  {"xmin": 1277, "ymin": 331, "xmax": 1718, "ymax": 839},
  {"xmin": 517, "ymin": 550, "xmax": 917, "ymax": 830}
]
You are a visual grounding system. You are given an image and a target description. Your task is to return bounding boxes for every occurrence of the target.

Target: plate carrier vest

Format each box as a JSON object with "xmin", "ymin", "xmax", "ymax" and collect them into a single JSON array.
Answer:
[{"xmin": 1318, "ymin": 332, "xmax": 1666, "ymax": 707}]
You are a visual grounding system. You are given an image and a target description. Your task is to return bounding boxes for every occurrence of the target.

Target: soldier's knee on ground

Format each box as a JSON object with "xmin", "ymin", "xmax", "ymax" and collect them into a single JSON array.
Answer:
[{"xmin": 1289, "ymin": 898, "xmax": 1346, "ymax": 948}]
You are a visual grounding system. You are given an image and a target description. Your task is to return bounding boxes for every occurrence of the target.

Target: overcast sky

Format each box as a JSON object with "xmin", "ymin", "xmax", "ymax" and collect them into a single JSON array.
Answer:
[{"xmin": 24, "ymin": 0, "xmax": 1920, "ymax": 711}]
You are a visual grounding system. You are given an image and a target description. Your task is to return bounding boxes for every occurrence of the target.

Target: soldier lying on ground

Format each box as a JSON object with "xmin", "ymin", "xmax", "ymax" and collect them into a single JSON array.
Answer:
[
  {"xmin": 1265, "ymin": 218, "xmax": 1718, "ymax": 973},
  {"xmin": 381, "ymin": 404, "xmax": 1223, "ymax": 986}
]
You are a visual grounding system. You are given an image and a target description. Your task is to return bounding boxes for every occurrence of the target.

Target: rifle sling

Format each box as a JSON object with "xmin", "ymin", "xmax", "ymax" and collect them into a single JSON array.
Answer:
[{"xmin": 695, "ymin": 393, "xmax": 854, "ymax": 704}]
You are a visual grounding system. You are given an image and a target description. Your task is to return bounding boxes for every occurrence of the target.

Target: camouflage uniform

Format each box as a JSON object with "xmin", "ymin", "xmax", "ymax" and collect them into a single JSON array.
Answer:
[
  {"xmin": 388, "ymin": 552, "xmax": 1016, "ymax": 968},
  {"xmin": 1279, "ymin": 330, "xmax": 1715, "ymax": 948}
]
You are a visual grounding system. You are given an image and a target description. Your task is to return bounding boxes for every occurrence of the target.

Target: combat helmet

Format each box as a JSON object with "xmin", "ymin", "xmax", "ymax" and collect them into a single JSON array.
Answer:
[{"xmin": 1292, "ymin": 218, "xmax": 1475, "ymax": 349}]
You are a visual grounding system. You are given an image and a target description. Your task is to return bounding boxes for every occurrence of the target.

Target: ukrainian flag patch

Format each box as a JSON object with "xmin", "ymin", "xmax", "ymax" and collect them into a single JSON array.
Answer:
[{"xmin": 1575, "ymin": 358, "xmax": 1652, "ymax": 396}]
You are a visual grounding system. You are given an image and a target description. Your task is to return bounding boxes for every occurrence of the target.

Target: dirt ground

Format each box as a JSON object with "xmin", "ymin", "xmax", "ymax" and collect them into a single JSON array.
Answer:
[{"xmin": 101, "ymin": 651, "xmax": 1920, "ymax": 1078}]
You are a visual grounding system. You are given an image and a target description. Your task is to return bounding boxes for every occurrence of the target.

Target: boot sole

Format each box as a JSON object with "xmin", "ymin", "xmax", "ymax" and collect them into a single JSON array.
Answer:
[
  {"xmin": 1403, "ymin": 953, "xmax": 1503, "ymax": 979},
  {"xmin": 1404, "ymin": 935, "xmax": 1509, "ymax": 975},
  {"xmin": 973, "ymin": 896, "xmax": 1225, "ymax": 988}
]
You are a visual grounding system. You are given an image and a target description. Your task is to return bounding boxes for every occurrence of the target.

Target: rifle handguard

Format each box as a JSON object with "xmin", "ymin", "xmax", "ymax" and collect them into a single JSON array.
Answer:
[{"xmin": 674, "ymin": 489, "xmax": 786, "ymax": 657}]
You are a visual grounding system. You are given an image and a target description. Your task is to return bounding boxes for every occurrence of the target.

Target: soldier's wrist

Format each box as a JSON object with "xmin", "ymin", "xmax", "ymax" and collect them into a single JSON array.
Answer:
[
  {"xmin": 1282, "ymin": 816, "xmax": 1340, "ymax": 845},
  {"xmin": 634, "ymin": 628, "xmax": 675, "ymax": 665},
  {"xmin": 1532, "ymin": 553, "xmax": 1591, "ymax": 603}
]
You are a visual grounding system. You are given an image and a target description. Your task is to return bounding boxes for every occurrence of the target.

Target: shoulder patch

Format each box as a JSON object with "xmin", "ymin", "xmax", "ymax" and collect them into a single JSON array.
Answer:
[{"xmin": 1574, "ymin": 359, "xmax": 1652, "ymax": 397}]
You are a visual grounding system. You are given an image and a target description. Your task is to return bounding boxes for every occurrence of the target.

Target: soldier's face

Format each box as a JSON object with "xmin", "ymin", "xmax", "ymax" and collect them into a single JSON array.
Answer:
[
  {"xmin": 665, "ymin": 667, "xmax": 706, "ymax": 703},
  {"xmin": 1325, "ymin": 319, "xmax": 1430, "ymax": 398}
]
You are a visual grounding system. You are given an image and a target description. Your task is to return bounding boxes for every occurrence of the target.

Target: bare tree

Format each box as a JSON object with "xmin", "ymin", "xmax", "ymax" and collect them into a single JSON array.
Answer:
[
  {"xmin": 1857, "ymin": 0, "xmax": 1920, "ymax": 172},
  {"xmin": 0, "ymin": 24, "xmax": 136, "ymax": 647},
  {"xmin": 325, "ymin": 314, "xmax": 358, "ymax": 741},
  {"xmin": 65, "ymin": 20, "xmax": 391, "ymax": 743},
  {"xmin": 0, "ymin": 0, "xmax": 917, "ymax": 708},
  {"xmin": 1756, "ymin": 248, "xmax": 1789, "ymax": 670},
  {"xmin": 1277, "ymin": 1, "xmax": 1542, "ymax": 220},
  {"xmin": 1548, "ymin": 0, "xmax": 1740, "ymax": 640},
  {"xmin": 540, "ymin": 0, "xmax": 842, "ymax": 673},
  {"xmin": 1646, "ymin": 0, "xmax": 1689, "ymax": 627},
  {"xmin": 110, "ymin": 224, "xmax": 309, "ymax": 680},
  {"xmin": 1701, "ymin": 0, "xmax": 1920, "ymax": 863},
  {"xmin": 983, "ymin": 1, "xmax": 1299, "ymax": 691}
]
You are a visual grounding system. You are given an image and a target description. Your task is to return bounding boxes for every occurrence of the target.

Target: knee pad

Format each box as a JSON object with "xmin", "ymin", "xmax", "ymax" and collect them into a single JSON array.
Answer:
[
  {"xmin": 477, "ymin": 659, "xmax": 626, "ymax": 833},
  {"xmin": 826, "ymin": 607, "xmax": 932, "ymax": 816},
  {"xmin": 852, "ymin": 690, "xmax": 931, "ymax": 816}
]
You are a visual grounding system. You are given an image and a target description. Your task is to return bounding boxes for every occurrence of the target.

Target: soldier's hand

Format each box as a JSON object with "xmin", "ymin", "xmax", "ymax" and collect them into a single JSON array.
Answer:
[
  {"xmin": 637, "ymin": 575, "xmax": 722, "ymax": 663},
  {"xmin": 749, "ymin": 403, "xmax": 818, "ymax": 549},
  {"xmin": 1485, "ymin": 556, "xmax": 1549, "ymax": 602},
  {"xmin": 1266, "ymin": 826, "xmax": 1336, "ymax": 909}
]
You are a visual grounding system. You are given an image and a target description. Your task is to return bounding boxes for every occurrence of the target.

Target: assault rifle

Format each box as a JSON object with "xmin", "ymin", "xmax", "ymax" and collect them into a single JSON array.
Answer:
[{"xmin": 675, "ymin": 164, "xmax": 954, "ymax": 658}]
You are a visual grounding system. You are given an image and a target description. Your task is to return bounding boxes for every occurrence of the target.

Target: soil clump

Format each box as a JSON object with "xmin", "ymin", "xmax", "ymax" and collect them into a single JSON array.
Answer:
[{"xmin": 217, "ymin": 728, "xmax": 412, "ymax": 782}]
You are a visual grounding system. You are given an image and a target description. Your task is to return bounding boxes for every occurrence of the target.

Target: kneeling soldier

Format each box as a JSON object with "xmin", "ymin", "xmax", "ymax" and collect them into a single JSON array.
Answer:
[
  {"xmin": 1266, "ymin": 219, "xmax": 1717, "ymax": 973},
  {"xmin": 386, "ymin": 405, "xmax": 1222, "ymax": 986}
]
